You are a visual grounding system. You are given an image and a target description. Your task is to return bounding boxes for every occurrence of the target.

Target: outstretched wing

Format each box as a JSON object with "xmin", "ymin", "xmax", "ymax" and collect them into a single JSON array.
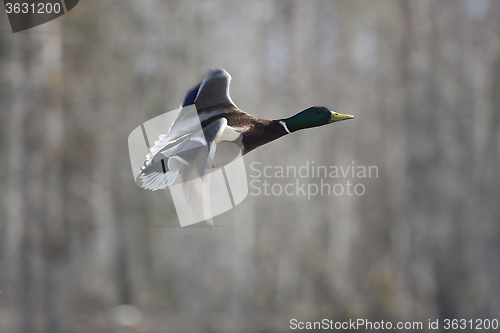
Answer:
[
  {"xmin": 138, "ymin": 109, "xmax": 232, "ymax": 191},
  {"xmin": 193, "ymin": 68, "xmax": 235, "ymax": 110},
  {"xmin": 140, "ymin": 68, "xmax": 238, "ymax": 189},
  {"xmin": 139, "ymin": 104, "xmax": 207, "ymax": 190},
  {"xmin": 180, "ymin": 68, "xmax": 234, "ymax": 108}
]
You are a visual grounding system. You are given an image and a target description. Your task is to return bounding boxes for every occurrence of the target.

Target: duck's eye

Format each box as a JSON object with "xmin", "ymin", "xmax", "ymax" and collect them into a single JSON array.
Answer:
[{"xmin": 314, "ymin": 109, "xmax": 322, "ymax": 114}]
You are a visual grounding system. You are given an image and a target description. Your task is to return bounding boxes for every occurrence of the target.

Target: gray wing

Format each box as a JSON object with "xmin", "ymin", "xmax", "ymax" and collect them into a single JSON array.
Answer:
[{"xmin": 194, "ymin": 68, "xmax": 235, "ymax": 110}]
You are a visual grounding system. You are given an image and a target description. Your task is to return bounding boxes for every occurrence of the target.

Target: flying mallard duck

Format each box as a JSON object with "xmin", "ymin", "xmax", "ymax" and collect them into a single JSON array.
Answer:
[{"xmin": 139, "ymin": 68, "xmax": 354, "ymax": 191}]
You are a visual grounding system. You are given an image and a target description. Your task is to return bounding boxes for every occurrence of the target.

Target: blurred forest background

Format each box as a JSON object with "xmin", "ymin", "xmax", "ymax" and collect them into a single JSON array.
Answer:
[{"xmin": 1, "ymin": 0, "xmax": 500, "ymax": 332}]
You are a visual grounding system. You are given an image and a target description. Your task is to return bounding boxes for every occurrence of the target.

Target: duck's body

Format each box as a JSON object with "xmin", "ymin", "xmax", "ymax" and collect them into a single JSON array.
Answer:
[
  {"xmin": 139, "ymin": 69, "xmax": 353, "ymax": 191},
  {"xmin": 197, "ymin": 102, "xmax": 288, "ymax": 156}
]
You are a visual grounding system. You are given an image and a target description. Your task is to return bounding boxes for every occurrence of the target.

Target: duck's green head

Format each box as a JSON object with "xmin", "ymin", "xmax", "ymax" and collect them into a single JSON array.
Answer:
[{"xmin": 283, "ymin": 106, "xmax": 354, "ymax": 133}]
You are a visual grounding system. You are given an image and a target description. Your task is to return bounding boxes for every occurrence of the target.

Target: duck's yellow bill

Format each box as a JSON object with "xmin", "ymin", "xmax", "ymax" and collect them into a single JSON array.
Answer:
[{"xmin": 330, "ymin": 112, "xmax": 354, "ymax": 122}]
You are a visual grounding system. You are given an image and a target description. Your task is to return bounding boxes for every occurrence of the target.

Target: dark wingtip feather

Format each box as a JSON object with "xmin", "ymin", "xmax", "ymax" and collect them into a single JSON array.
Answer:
[{"xmin": 182, "ymin": 83, "xmax": 201, "ymax": 107}]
